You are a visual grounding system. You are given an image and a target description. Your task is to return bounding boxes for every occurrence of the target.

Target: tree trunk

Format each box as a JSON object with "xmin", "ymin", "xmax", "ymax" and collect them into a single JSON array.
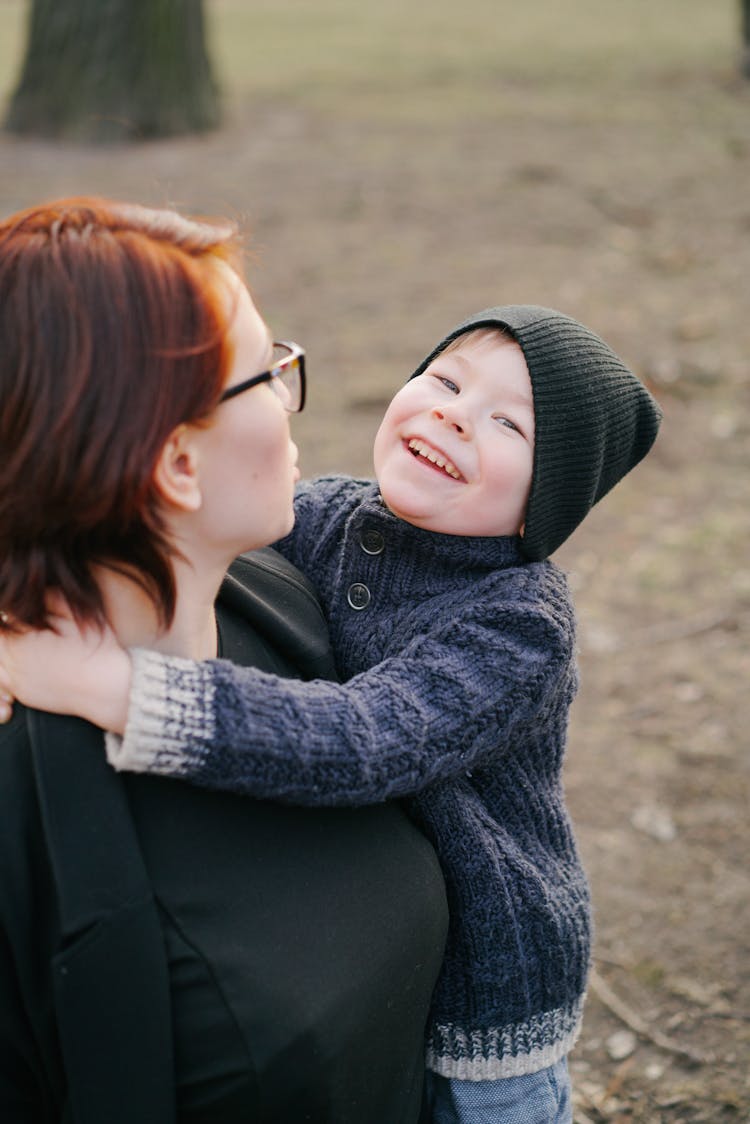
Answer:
[
  {"xmin": 4, "ymin": 0, "xmax": 220, "ymax": 143},
  {"xmin": 742, "ymin": 0, "xmax": 750, "ymax": 78}
]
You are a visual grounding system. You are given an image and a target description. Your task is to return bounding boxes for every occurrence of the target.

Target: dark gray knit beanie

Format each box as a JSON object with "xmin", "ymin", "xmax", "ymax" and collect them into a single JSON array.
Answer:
[{"xmin": 410, "ymin": 305, "xmax": 663, "ymax": 561}]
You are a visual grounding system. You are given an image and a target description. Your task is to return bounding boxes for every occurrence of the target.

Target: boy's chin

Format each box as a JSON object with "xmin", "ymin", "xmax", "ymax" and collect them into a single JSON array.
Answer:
[{"xmin": 378, "ymin": 489, "xmax": 428, "ymax": 529}]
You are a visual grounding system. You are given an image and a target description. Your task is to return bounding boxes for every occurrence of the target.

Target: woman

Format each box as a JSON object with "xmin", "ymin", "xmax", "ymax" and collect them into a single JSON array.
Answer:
[{"xmin": 0, "ymin": 198, "xmax": 448, "ymax": 1123}]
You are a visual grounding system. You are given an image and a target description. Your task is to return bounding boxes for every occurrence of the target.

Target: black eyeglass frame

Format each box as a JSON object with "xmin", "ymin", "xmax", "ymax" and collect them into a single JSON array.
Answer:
[{"xmin": 218, "ymin": 341, "xmax": 306, "ymax": 412}]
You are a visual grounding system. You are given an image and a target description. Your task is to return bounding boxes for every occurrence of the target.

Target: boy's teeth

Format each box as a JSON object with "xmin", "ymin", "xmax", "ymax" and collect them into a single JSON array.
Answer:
[{"xmin": 408, "ymin": 439, "xmax": 461, "ymax": 479}]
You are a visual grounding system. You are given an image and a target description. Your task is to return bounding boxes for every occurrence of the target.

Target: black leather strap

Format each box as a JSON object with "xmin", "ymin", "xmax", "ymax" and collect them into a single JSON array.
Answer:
[{"xmin": 222, "ymin": 549, "xmax": 337, "ymax": 682}]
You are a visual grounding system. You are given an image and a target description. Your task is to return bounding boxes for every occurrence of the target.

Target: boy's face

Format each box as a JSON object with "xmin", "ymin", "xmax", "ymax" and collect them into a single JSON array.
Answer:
[{"xmin": 373, "ymin": 333, "xmax": 535, "ymax": 537}]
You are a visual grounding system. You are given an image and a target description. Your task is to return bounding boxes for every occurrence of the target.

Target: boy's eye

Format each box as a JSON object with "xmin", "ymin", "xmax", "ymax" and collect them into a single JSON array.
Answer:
[
  {"xmin": 494, "ymin": 415, "xmax": 520, "ymax": 434},
  {"xmin": 434, "ymin": 375, "xmax": 460, "ymax": 394}
]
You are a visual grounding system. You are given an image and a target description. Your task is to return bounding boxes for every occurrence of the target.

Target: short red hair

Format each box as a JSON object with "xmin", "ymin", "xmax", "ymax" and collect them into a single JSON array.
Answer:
[{"xmin": 0, "ymin": 196, "xmax": 242, "ymax": 631}]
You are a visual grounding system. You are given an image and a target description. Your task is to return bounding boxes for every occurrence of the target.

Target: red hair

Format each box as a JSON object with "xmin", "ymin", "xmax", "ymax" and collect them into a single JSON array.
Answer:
[{"xmin": 0, "ymin": 196, "xmax": 242, "ymax": 631}]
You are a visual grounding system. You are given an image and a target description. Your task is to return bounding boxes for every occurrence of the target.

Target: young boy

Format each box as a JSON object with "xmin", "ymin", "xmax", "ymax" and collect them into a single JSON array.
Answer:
[{"xmin": 1, "ymin": 306, "xmax": 662, "ymax": 1122}]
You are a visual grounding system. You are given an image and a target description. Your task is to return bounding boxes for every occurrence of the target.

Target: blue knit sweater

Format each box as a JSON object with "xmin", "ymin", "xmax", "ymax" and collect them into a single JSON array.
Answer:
[{"xmin": 108, "ymin": 476, "xmax": 591, "ymax": 1080}]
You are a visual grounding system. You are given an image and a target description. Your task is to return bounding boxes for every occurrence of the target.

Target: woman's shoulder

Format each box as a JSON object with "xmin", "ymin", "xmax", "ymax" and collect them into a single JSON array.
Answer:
[
  {"xmin": 0, "ymin": 704, "xmax": 32, "ymax": 775},
  {"xmin": 0, "ymin": 710, "xmax": 35, "ymax": 841},
  {"xmin": 0, "ymin": 707, "xmax": 49, "ymax": 894}
]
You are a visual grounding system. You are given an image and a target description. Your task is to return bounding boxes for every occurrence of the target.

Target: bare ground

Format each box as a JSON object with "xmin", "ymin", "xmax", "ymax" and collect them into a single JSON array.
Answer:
[{"xmin": 1, "ymin": 61, "xmax": 749, "ymax": 1122}]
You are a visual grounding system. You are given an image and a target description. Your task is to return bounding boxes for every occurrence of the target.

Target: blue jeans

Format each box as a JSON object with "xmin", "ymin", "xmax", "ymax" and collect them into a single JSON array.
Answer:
[{"xmin": 425, "ymin": 1058, "xmax": 571, "ymax": 1124}]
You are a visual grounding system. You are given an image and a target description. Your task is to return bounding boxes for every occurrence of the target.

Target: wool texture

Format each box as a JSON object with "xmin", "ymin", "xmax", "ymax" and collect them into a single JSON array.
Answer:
[{"xmin": 108, "ymin": 476, "xmax": 591, "ymax": 1079}]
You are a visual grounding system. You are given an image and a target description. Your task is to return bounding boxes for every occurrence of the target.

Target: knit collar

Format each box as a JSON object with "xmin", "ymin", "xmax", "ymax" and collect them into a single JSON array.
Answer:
[{"xmin": 353, "ymin": 483, "xmax": 526, "ymax": 575}]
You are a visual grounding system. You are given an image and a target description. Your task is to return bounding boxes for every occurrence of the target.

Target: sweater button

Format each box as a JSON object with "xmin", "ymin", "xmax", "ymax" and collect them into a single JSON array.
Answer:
[
  {"xmin": 347, "ymin": 583, "xmax": 371, "ymax": 610},
  {"xmin": 360, "ymin": 529, "xmax": 385, "ymax": 555}
]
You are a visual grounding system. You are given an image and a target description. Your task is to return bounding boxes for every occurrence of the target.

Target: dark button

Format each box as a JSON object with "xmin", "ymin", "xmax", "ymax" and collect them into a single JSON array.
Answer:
[
  {"xmin": 347, "ymin": 583, "xmax": 371, "ymax": 610},
  {"xmin": 360, "ymin": 529, "xmax": 385, "ymax": 555}
]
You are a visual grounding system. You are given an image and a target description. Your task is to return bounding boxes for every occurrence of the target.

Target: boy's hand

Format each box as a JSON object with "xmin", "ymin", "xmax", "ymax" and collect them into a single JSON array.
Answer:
[{"xmin": 0, "ymin": 600, "xmax": 131, "ymax": 734}]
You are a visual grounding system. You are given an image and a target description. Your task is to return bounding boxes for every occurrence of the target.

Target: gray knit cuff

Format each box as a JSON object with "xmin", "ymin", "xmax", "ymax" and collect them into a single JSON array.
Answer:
[
  {"xmin": 425, "ymin": 996, "xmax": 585, "ymax": 1080},
  {"xmin": 104, "ymin": 647, "xmax": 216, "ymax": 776}
]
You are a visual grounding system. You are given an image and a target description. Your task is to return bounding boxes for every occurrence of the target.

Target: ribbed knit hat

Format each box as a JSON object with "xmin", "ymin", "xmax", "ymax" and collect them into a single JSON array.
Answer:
[{"xmin": 410, "ymin": 305, "xmax": 663, "ymax": 561}]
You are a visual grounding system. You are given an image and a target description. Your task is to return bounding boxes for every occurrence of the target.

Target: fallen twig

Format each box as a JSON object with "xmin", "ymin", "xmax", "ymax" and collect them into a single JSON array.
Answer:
[
  {"xmin": 627, "ymin": 608, "xmax": 738, "ymax": 649},
  {"xmin": 602, "ymin": 1056, "xmax": 635, "ymax": 1101},
  {"xmin": 588, "ymin": 968, "xmax": 713, "ymax": 1065},
  {"xmin": 690, "ymin": 1008, "xmax": 750, "ymax": 1023},
  {"xmin": 580, "ymin": 607, "xmax": 741, "ymax": 654}
]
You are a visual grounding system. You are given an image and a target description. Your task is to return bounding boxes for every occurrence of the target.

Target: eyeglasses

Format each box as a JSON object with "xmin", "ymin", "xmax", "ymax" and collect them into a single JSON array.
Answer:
[{"xmin": 219, "ymin": 341, "xmax": 306, "ymax": 413}]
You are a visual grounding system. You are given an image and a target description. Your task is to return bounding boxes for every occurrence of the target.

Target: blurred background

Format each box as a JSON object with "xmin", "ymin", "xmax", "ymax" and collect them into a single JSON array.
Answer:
[{"xmin": 1, "ymin": 2, "xmax": 748, "ymax": 1119}]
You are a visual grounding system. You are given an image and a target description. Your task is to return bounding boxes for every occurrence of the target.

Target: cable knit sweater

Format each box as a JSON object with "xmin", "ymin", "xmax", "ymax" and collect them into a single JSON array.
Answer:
[{"xmin": 107, "ymin": 476, "xmax": 591, "ymax": 1080}]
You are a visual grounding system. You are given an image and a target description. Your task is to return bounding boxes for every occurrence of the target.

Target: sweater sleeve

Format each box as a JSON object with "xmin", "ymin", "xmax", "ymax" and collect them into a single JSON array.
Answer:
[{"xmin": 105, "ymin": 578, "xmax": 576, "ymax": 806}]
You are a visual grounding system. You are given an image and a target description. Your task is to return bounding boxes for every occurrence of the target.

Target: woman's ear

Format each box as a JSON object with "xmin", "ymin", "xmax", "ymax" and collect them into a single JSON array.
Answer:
[{"xmin": 153, "ymin": 425, "xmax": 203, "ymax": 512}]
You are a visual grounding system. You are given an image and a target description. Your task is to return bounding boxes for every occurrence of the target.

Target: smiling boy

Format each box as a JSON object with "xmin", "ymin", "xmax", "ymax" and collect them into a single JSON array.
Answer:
[
  {"xmin": 0, "ymin": 306, "xmax": 662, "ymax": 1122},
  {"xmin": 374, "ymin": 327, "xmax": 536, "ymax": 538}
]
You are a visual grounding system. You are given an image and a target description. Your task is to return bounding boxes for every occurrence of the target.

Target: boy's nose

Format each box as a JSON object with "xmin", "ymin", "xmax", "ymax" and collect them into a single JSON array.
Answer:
[{"xmin": 431, "ymin": 404, "xmax": 472, "ymax": 437}]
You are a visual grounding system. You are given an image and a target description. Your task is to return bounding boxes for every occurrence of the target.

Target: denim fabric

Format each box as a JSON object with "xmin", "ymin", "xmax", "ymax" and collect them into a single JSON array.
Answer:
[{"xmin": 425, "ymin": 1058, "xmax": 571, "ymax": 1124}]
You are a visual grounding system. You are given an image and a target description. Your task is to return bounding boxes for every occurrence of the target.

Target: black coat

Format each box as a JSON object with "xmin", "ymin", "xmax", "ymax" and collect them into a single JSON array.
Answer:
[{"xmin": 0, "ymin": 550, "xmax": 448, "ymax": 1124}]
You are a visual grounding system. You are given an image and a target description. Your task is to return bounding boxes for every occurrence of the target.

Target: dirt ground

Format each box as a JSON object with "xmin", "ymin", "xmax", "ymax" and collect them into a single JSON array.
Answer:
[{"xmin": 1, "ymin": 38, "xmax": 749, "ymax": 1122}]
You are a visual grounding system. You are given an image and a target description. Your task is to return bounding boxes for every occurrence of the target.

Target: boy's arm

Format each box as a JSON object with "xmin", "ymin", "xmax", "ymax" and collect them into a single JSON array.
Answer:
[
  {"xmin": 0, "ymin": 476, "xmax": 357, "ymax": 728},
  {"xmin": 107, "ymin": 583, "xmax": 576, "ymax": 806}
]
